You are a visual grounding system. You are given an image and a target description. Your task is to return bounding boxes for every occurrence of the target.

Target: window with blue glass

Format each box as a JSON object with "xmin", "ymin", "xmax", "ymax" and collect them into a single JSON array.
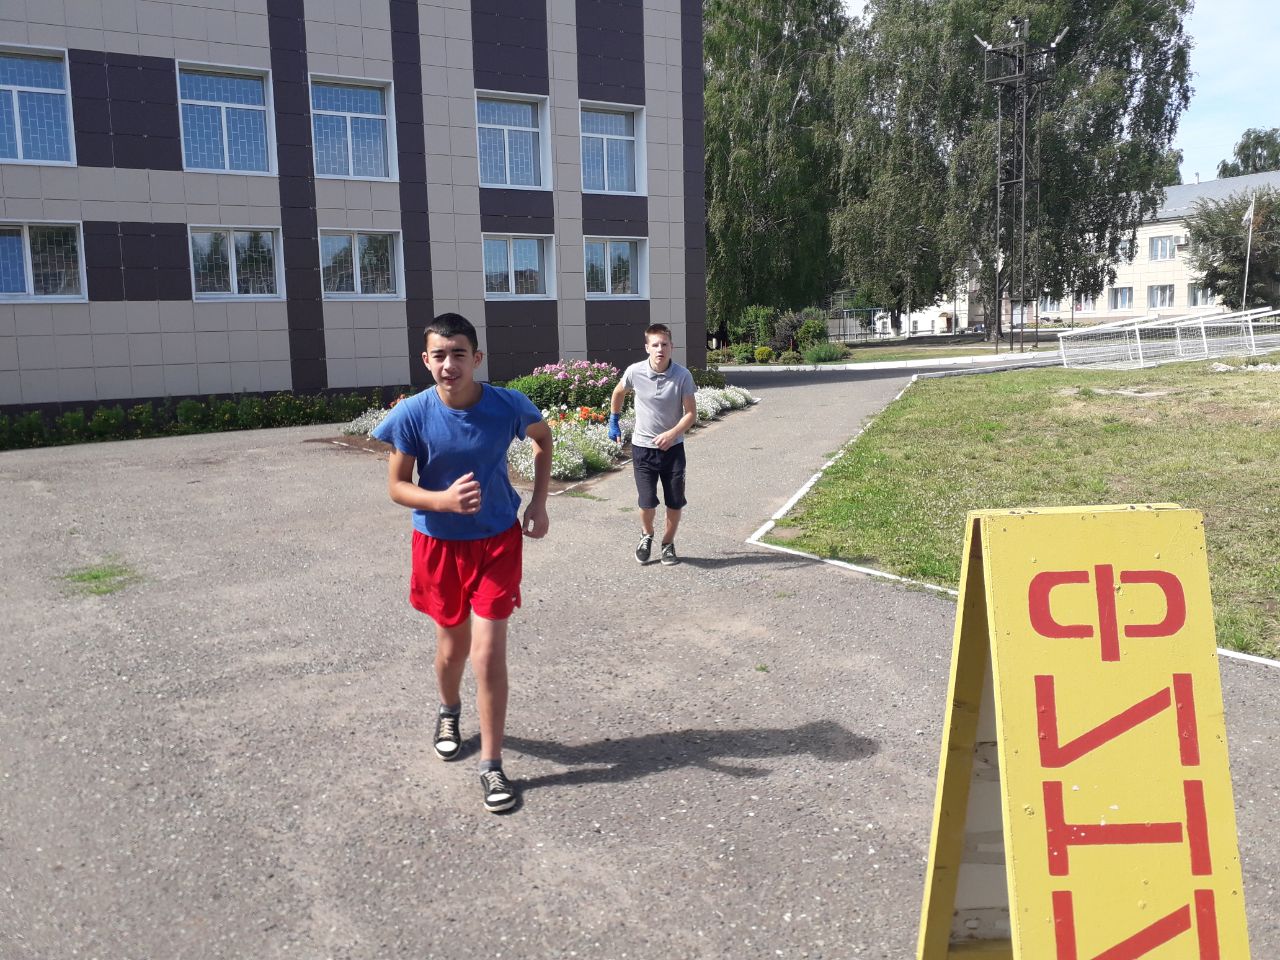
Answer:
[
  {"xmin": 311, "ymin": 81, "xmax": 390, "ymax": 179},
  {"xmin": 581, "ymin": 108, "xmax": 638, "ymax": 193},
  {"xmin": 477, "ymin": 98, "xmax": 543, "ymax": 188},
  {"xmin": 0, "ymin": 51, "xmax": 73, "ymax": 163},
  {"xmin": 179, "ymin": 68, "xmax": 270, "ymax": 173},
  {"xmin": 321, "ymin": 231, "xmax": 398, "ymax": 297},
  {"xmin": 0, "ymin": 222, "xmax": 82, "ymax": 298},
  {"xmin": 585, "ymin": 238, "xmax": 644, "ymax": 297}
]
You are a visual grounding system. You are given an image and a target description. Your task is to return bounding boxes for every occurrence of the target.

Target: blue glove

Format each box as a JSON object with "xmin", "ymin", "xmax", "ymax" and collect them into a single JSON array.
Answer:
[{"xmin": 607, "ymin": 412, "xmax": 622, "ymax": 443}]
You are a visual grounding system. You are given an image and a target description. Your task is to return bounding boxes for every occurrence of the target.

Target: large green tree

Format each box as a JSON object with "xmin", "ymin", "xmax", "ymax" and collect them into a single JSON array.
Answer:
[
  {"xmin": 703, "ymin": 0, "xmax": 846, "ymax": 340},
  {"xmin": 1186, "ymin": 187, "xmax": 1280, "ymax": 309},
  {"xmin": 833, "ymin": 0, "xmax": 1193, "ymax": 332},
  {"xmin": 1216, "ymin": 127, "xmax": 1280, "ymax": 179}
]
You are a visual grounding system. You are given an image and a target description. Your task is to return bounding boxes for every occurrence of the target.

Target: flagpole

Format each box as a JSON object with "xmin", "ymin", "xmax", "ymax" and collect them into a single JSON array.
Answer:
[{"xmin": 1242, "ymin": 192, "xmax": 1258, "ymax": 354}]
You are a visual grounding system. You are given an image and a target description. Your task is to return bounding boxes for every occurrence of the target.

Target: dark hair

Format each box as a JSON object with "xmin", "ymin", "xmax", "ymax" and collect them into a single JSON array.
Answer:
[
  {"xmin": 424, "ymin": 312, "xmax": 479, "ymax": 351},
  {"xmin": 645, "ymin": 323, "xmax": 672, "ymax": 340}
]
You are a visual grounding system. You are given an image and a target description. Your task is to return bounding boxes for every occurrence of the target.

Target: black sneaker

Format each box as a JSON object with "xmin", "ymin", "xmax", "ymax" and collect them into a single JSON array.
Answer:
[
  {"xmin": 433, "ymin": 711, "xmax": 461, "ymax": 761},
  {"xmin": 481, "ymin": 768, "xmax": 516, "ymax": 813},
  {"xmin": 660, "ymin": 542, "xmax": 678, "ymax": 565},
  {"xmin": 635, "ymin": 533, "xmax": 654, "ymax": 564}
]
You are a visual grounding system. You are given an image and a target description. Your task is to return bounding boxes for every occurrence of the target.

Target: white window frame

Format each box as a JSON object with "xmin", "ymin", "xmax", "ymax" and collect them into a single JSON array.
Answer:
[
  {"xmin": 175, "ymin": 61, "xmax": 275, "ymax": 176},
  {"xmin": 1187, "ymin": 283, "xmax": 1215, "ymax": 308},
  {"xmin": 187, "ymin": 225, "xmax": 285, "ymax": 300},
  {"xmin": 308, "ymin": 75, "xmax": 397, "ymax": 181},
  {"xmin": 579, "ymin": 101, "xmax": 646, "ymax": 195},
  {"xmin": 1037, "ymin": 295, "xmax": 1061, "ymax": 314},
  {"xmin": 475, "ymin": 92, "xmax": 552, "ymax": 191},
  {"xmin": 1147, "ymin": 284, "xmax": 1175, "ymax": 309},
  {"xmin": 583, "ymin": 236, "xmax": 648, "ymax": 299},
  {"xmin": 1148, "ymin": 235, "xmax": 1176, "ymax": 261},
  {"xmin": 1109, "ymin": 287, "xmax": 1133, "ymax": 311},
  {"xmin": 0, "ymin": 45, "xmax": 76, "ymax": 166},
  {"xmin": 319, "ymin": 229, "xmax": 404, "ymax": 300},
  {"xmin": 481, "ymin": 233, "xmax": 556, "ymax": 300},
  {"xmin": 0, "ymin": 218, "xmax": 86, "ymax": 301}
]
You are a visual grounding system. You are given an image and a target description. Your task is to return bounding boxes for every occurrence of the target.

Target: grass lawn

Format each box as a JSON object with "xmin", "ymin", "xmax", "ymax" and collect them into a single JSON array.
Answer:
[{"xmin": 767, "ymin": 357, "xmax": 1280, "ymax": 658}]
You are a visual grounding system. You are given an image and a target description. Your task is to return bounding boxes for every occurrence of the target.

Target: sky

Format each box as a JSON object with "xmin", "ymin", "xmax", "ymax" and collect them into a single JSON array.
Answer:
[{"xmin": 841, "ymin": 1, "xmax": 1280, "ymax": 185}]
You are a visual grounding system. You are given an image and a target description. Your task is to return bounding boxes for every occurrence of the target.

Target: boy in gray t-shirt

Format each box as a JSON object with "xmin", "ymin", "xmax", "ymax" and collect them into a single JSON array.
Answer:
[{"xmin": 608, "ymin": 323, "xmax": 698, "ymax": 565}]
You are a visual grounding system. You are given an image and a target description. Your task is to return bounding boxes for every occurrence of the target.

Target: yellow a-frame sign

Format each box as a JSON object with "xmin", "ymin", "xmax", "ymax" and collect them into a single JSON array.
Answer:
[{"xmin": 917, "ymin": 505, "xmax": 1251, "ymax": 959}]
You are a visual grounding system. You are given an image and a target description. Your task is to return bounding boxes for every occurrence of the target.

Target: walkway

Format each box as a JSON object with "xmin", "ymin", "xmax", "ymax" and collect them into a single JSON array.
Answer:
[{"xmin": 1, "ymin": 366, "xmax": 1274, "ymax": 959}]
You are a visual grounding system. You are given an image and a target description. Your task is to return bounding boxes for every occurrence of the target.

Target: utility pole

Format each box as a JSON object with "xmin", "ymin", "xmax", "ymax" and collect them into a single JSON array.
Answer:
[{"xmin": 976, "ymin": 19, "xmax": 1066, "ymax": 353}]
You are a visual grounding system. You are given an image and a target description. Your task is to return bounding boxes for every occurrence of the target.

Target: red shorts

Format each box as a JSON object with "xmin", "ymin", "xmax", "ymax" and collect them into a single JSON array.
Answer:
[{"xmin": 409, "ymin": 523, "xmax": 523, "ymax": 627}]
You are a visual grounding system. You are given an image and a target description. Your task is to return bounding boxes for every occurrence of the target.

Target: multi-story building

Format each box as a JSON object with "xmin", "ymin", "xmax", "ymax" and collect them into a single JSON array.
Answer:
[
  {"xmin": 1039, "ymin": 169, "xmax": 1280, "ymax": 325},
  {"xmin": 0, "ymin": 0, "xmax": 705, "ymax": 409}
]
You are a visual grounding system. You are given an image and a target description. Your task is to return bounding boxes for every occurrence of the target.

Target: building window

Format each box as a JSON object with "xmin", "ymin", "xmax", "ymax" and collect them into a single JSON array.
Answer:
[
  {"xmin": 1072, "ymin": 294, "xmax": 1096, "ymax": 312},
  {"xmin": 311, "ymin": 80, "xmax": 391, "ymax": 179},
  {"xmin": 585, "ymin": 238, "xmax": 645, "ymax": 297},
  {"xmin": 0, "ymin": 222, "xmax": 82, "ymax": 298},
  {"xmin": 1037, "ymin": 295, "xmax": 1061, "ymax": 314},
  {"xmin": 581, "ymin": 107, "xmax": 638, "ymax": 193},
  {"xmin": 1108, "ymin": 287, "xmax": 1133, "ymax": 310},
  {"xmin": 0, "ymin": 50, "xmax": 73, "ymax": 163},
  {"xmin": 1148, "ymin": 235, "xmax": 1176, "ymax": 261},
  {"xmin": 477, "ymin": 97, "xmax": 545, "ymax": 188},
  {"xmin": 320, "ymin": 231, "xmax": 399, "ymax": 297},
  {"xmin": 1188, "ymin": 284, "xmax": 1215, "ymax": 307},
  {"xmin": 178, "ymin": 68, "xmax": 270, "ymax": 173},
  {"xmin": 482, "ymin": 235, "xmax": 552, "ymax": 297},
  {"xmin": 1148, "ymin": 284, "xmax": 1175, "ymax": 309},
  {"xmin": 189, "ymin": 228, "xmax": 280, "ymax": 297}
]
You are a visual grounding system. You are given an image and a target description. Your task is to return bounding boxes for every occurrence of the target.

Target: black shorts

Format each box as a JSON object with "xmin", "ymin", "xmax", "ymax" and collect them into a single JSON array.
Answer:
[{"xmin": 632, "ymin": 444, "xmax": 688, "ymax": 510}]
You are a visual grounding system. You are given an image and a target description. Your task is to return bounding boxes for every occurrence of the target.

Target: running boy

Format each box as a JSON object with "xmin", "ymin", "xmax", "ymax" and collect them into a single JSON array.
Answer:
[
  {"xmin": 373, "ymin": 313, "xmax": 552, "ymax": 813},
  {"xmin": 608, "ymin": 323, "xmax": 697, "ymax": 565}
]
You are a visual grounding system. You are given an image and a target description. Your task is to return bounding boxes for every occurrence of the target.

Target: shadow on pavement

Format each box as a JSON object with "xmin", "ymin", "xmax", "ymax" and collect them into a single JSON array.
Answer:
[
  {"xmin": 660, "ymin": 551, "xmax": 816, "ymax": 570},
  {"xmin": 507, "ymin": 720, "xmax": 879, "ymax": 791}
]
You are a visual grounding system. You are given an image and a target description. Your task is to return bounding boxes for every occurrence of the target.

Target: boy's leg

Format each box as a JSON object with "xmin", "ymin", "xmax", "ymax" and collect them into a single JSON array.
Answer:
[
  {"xmin": 435, "ymin": 618, "xmax": 472, "ymax": 709},
  {"xmin": 663, "ymin": 508, "xmax": 681, "ymax": 544},
  {"xmin": 470, "ymin": 614, "xmax": 510, "ymax": 762},
  {"xmin": 640, "ymin": 507, "xmax": 656, "ymax": 536}
]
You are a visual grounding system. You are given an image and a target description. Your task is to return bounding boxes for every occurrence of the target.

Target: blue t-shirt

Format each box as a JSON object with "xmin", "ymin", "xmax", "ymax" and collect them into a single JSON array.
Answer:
[{"xmin": 372, "ymin": 384, "xmax": 542, "ymax": 541}]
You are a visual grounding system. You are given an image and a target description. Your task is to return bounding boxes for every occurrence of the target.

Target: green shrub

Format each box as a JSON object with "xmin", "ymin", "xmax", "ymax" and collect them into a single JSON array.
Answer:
[
  {"xmin": 768, "ymin": 311, "xmax": 803, "ymax": 354},
  {"xmin": 14, "ymin": 411, "xmax": 46, "ymax": 447},
  {"xmin": 754, "ymin": 345, "xmax": 775, "ymax": 364},
  {"xmin": 733, "ymin": 304, "xmax": 779, "ymax": 345},
  {"xmin": 174, "ymin": 398, "xmax": 207, "ymax": 433},
  {"xmin": 209, "ymin": 398, "xmax": 239, "ymax": 431},
  {"xmin": 705, "ymin": 346, "xmax": 734, "ymax": 365},
  {"xmin": 236, "ymin": 395, "xmax": 265, "ymax": 430},
  {"xmin": 89, "ymin": 405, "xmax": 126, "ymax": 440},
  {"xmin": 56, "ymin": 409, "xmax": 89, "ymax": 444},
  {"xmin": 804, "ymin": 341, "xmax": 848, "ymax": 364},
  {"xmin": 779, "ymin": 350, "xmax": 803, "ymax": 364},
  {"xmin": 796, "ymin": 315, "xmax": 830, "ymax": 350},
  {"xmin": 264, "ymin": 392, "xmax": 307, "ymax": 427},
  {"xmin": 507, "ymin": 361, "xmax": 620, "ymax": 410},
  {"xmin": 505, "ymin": 373, "xmax": 562, "ymax": 410},
  {"xmin": 329, "ymin": 391, "xmax": 370, "ymax": 422},
  {"xmin": 731, "ymin": 343, "xmax": 755, "ymax": 363},
  {"xmin": 0, "ymin": 413, "xmax": 9, "ymax": 450},
  {"xmin": 691, "ymin": 366, "xmax": 726, "ymax": 388},
  {"xmin": 128, "ymin": 403, "xmax": 157, "ymax": 438}
]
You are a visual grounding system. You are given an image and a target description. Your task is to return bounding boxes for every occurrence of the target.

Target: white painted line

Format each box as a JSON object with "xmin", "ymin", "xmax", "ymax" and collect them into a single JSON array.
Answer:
[{"xmin": 744, "ymin": 376, "xmax": 1280, "ymax": 670}]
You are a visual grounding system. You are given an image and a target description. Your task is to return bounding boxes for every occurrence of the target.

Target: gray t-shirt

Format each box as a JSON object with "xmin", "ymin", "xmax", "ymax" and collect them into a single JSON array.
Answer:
[{"xmin": 622, "ymin": 359, "xmax": 697, "ymax": 449}]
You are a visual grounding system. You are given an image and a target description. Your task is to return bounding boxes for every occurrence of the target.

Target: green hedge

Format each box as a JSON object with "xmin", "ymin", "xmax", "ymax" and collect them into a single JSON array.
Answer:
[{"xmin": 0, "ymin": 389, "xmax": 390, "ymax": 451}]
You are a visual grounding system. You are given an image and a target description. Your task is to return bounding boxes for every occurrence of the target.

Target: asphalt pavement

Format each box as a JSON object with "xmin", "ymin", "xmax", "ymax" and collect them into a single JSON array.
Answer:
[{"xmin": 1, "ymin": 365, "xmax": 1275, "ymax": 959}]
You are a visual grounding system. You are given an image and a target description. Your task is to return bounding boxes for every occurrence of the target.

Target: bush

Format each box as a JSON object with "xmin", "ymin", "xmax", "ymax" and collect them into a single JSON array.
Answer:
[
  {"xmin": 128, "ymin": 403, "xmax": 156, "ymax": 438},
  {"xmin": 731, "ymin": 343, "xmax": 755, "ymax": 363},
  {"xmin": 768, "ymin": 311, "xmax": 803, "ymax": 354},
  {"xmin": 265, "ymin": 392, "xmax": 308, "ymax": 427},
  {"xmin": 89, "ymin": 405, "xmax": 126, "ymax": 440},
  {"xmin": 804, "ymin": 341, "xmax": 848, "ymax": 364},
  {"xmin": 13, "ymin": 411, "xmax": 46, "ymax": 447},
  {"xmin": 796, "ymin": 315, "xmax": 829, "ymax": 350},
  {"xmin": 235, "ymin": 395, "xmax": 265, "ymax": 430},
  {"xmin": 174, "ymin": 398, "xmax": 207, "ymax": 433},
  {"xmin": 754, "ymin": 345, "xmax": 775, "ymax": 364},
  {"xmin": 0, "ymin": 413, "xmax": 9, "ymax": 450},
  {"xmin": 56, "ymin": 409, "xmax": 90, "ymax": 444},
  {"xmin": 779, "ymin": 350, "xmax": 803, "ymax": 364},
  {"xmin": 705, "ymin": 346, "xmax": 734, "ymax": 365},
  {"xmin": 733, "ymin": 304, "xmax": 779, "ymax": 345},
  {"xmin": 505, "ymin": 372, "xmax": 562, "ymax": 410},
  {"xmin": 691, "ymin": 366, "xmax": 726, "ymax": 388},
  {"xmin": 209, "ymin": 398, "xmax": 239, "ymax": 431}
]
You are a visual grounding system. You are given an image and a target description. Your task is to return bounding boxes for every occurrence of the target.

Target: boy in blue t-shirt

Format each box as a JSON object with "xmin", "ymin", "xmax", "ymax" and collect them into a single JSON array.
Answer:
[{"xmin": 373, "ymin": 313, "xmax": 552, "ymax": 813}]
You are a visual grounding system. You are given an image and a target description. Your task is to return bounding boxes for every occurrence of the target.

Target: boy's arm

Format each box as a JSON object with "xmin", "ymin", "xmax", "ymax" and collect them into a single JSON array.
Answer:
[
  {"xmin": 653, "ymin": 395, "xmax": 698, "ymax": 450},
  {"xmin": 386, "ymin": 450, "xmax": 482, "ymax": 514},
  {"xmin": 609, "ymin": 379, "xmax": 628, "ymax": 414},
  {"xmin": 521, "ymin": 419, "xmax": 552, "ymax": 538}
]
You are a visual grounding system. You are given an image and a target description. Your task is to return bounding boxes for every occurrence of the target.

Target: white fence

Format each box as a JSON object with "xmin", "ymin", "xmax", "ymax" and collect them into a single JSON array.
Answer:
[{"xmin": 1058, "ymin": 307, "xmax": 1280, "ymax": 369}]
